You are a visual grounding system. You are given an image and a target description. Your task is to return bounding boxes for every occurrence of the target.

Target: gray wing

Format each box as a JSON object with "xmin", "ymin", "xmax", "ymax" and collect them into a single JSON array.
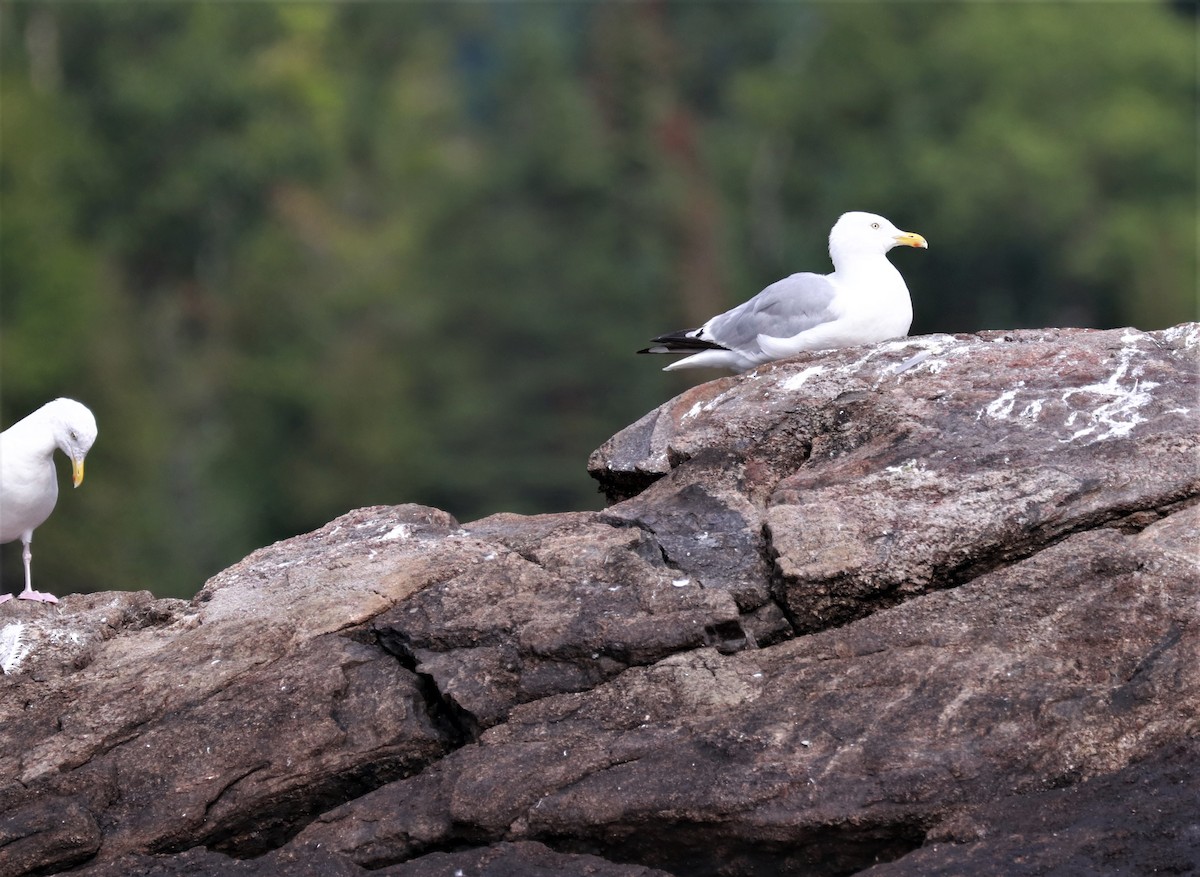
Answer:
[{"xmin": 703, "ymin": 272, "xmax": 838, "ymax": 352}]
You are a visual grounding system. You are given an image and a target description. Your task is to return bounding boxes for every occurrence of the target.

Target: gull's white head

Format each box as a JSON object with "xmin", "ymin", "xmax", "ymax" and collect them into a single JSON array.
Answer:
[
  {"xmin": 42, "ymin": 398, "xmax": 97, "ymax": 487},
  {"xmin": 829, "ymin": 212, "xmax": 928, "ymax": 265}
]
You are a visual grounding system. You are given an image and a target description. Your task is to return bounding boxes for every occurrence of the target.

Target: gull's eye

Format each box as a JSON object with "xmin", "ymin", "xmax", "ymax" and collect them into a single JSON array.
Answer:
[
  {"xmin": 69, "ymin": 430, "xmax": 78, "ymax": 441},
  {"xmin": 870, "ymin": 222, "xmax": 880, "ymax": 229}
]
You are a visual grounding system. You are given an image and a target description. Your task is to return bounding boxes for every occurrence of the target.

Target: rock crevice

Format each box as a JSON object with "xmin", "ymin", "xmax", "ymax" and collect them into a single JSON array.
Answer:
[{"xmin": 1, "ymin": 325, "xmax": 1197, "ymax": 877}]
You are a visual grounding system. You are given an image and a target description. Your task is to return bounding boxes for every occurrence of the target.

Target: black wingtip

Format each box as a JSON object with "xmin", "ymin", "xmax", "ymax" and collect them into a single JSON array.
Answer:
[{"xmin": 638, "ymin": 330, "xmax": 730, "ymax": 354}]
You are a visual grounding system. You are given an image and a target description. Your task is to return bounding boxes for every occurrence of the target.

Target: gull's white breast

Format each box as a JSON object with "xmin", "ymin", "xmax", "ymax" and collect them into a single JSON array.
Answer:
[{"xmin": 0, "ymin": 442, "xmax": 59, "ymax": 542}]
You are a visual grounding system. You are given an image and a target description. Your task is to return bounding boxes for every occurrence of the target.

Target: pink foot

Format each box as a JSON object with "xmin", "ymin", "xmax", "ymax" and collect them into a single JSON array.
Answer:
[
  {"xmin": 0, "ymin": 594, "xmax": 11, "ymax": 604},
  {"xmin": 17, "ymin": 590, "xmax": 58, "ymax": 604}
]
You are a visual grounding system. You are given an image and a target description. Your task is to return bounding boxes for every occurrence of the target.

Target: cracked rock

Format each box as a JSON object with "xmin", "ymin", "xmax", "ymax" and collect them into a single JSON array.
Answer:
[
  {"xmin": 375, "ymin": 511, "xmax": 748, "ymax": 731},
  {"xmin": 591, "ymin": 326, "xmax": 1200, "ymax": 631},
  {"xmin": 293, "ymin": 506, "xmax": 1199, "ymax": 876},
  {"xmin": 1, "ymin": 326, "xmax": 1197, "ymax": 877}
]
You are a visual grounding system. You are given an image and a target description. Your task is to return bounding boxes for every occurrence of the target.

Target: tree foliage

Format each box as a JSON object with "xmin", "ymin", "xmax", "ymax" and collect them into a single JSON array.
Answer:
[{"xmin": 1, "ymin": 2, "xmax": 1194, "ymax": 597}]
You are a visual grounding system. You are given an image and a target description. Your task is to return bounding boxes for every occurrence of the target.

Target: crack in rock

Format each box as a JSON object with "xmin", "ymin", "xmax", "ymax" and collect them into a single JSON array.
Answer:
[{"xmin": 5, "ymin": 328, "xmax": 1198, "ymax": 877}]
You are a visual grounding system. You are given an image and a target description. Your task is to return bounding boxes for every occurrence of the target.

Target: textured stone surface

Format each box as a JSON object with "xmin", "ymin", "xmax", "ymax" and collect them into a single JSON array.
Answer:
[
  {"xmin": 860, "ymin": 740, "xmax": 1200, "ymax": 876},
  {"xmin": 590, "ymin": 325, "xmax": 1200, "ymax": 631},
  {"xmin": 1, "ymin": 325, "xmax": 1196, "ymax": 877},
  {"xmin": 293, "ymin": 505, "xmax": 1199, "ymax": 876},
  {"xmin": 69, "ymin": 841, "xmax": 673, "ymax": 877},
  {"xmin": 381, "ymin": 511, "xmax": 750, "ymax": 732}
]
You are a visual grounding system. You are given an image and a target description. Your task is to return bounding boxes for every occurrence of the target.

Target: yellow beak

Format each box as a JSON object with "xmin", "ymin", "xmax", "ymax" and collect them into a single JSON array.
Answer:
[
  {"xmin": 894, "ymin": 232, "xmax": 928, "ymax": 249},
  {"xmin": 72, "ymin": 458, "xmax": 85, "ymax": 488}
]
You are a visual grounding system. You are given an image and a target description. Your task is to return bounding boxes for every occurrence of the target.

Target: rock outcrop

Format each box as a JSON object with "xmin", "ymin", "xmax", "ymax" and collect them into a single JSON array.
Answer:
[{"xmin": 1, "ymin": 325, "xmax": 1197, "ymax": 877}]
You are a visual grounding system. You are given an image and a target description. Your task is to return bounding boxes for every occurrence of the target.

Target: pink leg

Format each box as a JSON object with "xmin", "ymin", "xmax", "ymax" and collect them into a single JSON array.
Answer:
[{"xmin": 17, "ymin": 536, "xmax": 57, "ymax": 604}]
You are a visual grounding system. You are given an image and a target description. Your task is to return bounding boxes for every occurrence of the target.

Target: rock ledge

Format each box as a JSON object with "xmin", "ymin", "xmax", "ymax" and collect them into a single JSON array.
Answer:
[{"xmin": 2, "ymin": 325, "xmax": 1197, "ymax": 877}]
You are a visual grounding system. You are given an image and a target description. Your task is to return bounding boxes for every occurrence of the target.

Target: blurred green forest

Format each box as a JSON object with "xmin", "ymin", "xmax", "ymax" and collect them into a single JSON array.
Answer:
[{"xmin": 1, "ymin": 2, "xmax": 1195, "ymax": 599}]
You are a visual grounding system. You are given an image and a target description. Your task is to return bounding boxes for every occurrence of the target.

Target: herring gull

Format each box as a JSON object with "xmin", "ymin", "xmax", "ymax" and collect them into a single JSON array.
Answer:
[
  {"xmin": 1, "ymin": 398, "xmax": 97, "ymax": 604},
  {"xmin": 639, "ymin": 211, "xmax": 927, "ymax": 372}
]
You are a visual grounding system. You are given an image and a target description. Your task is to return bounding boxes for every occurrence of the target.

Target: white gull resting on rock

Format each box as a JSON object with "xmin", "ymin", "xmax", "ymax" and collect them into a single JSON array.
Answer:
[
  {"xmin": 1, "ymin": 398, "xmax": 97, "ymax": 604},
  {"xmin": 639, "ymin": 211, "xmax": 928, "ymax": 373}
]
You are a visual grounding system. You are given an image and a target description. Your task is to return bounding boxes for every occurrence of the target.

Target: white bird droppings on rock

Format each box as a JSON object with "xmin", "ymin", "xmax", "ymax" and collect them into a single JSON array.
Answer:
[
  {"xmin": 1059, "ymin": 349, "xmax": 1160, "ymax": 443},
  {"xmin": 0, "ymin": 622, "xmax": 30, "ymax": 675},
  {"xmin": 780, "ymin": 365, "xmax": 828, "ymax": 391},
  {"xmin": 980, "ymin": 383, "xmax": 1024, "ymax": 421},
  {"xmin": 380, "ymin": 524, "xmax": 412, "ymax": 541}
]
